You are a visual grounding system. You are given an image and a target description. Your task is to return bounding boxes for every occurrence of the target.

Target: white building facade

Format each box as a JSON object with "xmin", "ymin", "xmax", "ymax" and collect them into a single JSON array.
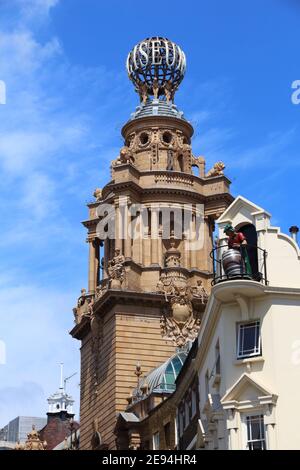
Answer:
[{"xmin": 195, "ymin": 196, "xmax": 300, "ymax": 450}]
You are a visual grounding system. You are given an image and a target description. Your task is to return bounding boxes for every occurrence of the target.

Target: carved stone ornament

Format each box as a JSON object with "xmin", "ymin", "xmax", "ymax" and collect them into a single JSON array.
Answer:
[
  {"xmin": 157, "ymin": 235, "xmax": 203, "ymax": 346},
  {"xmin": 15, "ymin": 425, "xmax": 47, "ymax": 451},
  {"xmin": 160, "ymin": 283, "xmax": 201, "ymax": 347},
  {"xmin": 73, "ymin": 288, "xmax": 94, "ymax": 325},
  {"xmin": 108, "ymin": 249, "xmax": 126, "ymax": 288},
  {"xmin": 95, "ymin": 284, "xmax": 107, "ymax": 300},
  {"xmin": 111, "ymin": 145, "xmax": 135, "ymax": 168},
  {"xmin": 205, "ymin": 161, "xmax": 225, "ymax": 177},
  {"xmin": 93, "ymin": 188, "xmax": 102, "ymax": 201}
]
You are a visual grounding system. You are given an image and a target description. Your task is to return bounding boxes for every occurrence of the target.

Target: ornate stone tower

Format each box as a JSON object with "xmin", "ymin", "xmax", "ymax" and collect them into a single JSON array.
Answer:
[{"xmin": 71, "ymin": 37, "xmax": 233, "ymax": 450}]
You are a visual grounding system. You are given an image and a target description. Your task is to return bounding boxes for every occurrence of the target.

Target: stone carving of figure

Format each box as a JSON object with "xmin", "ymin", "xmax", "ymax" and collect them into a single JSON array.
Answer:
[
  {"xmin": 192, "ymin": 280, "xmax": 208, "ymax": 303},
  {"xmin": 152, "ymin": 77, "xmax": 159, "ymax": 99},
  {"xmin": 19, "ymin": 425, "xmax": 47, "ymax": 451},
  {"xmin": 108, "ymin": 248, "xmax": 126, "ymax": 288},
  {"xmin": 73, "ymin": 288, "xmax": 93, "ymax": 324},
  {"xmin": 156, "ymin": 272, "xmax": 177, "ymax": 301},
  {"xmin": 93, "ymin": 188, "xmax": 102, "ymax": 201},
  {"xmin": 205, "ymin": 161, "xmax": 225, "ymax": 177},
  {"xmin": 95, "ymin": 284, "xmax": 107, "ymax": 300},
  {"xmin": 136, "ymin": 79, "xmax": 148, "ymax": 104},
  {"xmin": 120, "ymin": 145, "xmax": 135, "ymax": 164},
  {"xmin": 166, "ymin": 144, "xmax": 174, "ymax": 171},
  {"xmin": 156, "ymin": 273, "xmax": 166, "ymax": 294},
  {"xmin": 164, "ymin": 79, "xmax": 174, "ymax": 104},
  {"xmin": 111, "ymin": 146, "xmax": 135, "ymax": 169}
]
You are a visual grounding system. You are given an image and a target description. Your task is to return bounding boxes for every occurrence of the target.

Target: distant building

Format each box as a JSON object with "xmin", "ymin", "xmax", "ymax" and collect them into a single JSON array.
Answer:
[
  {"xmin": 0, "ymin": 416, "xmax": 47, "ymax": 443},
  {"xmin": 38, "ymin": 368, "xmax": 79, "ymax": 450}
]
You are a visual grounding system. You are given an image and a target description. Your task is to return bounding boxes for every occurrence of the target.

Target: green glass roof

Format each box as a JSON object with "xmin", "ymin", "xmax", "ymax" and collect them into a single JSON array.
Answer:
[{"xmin": 140, "ymin": 351, "xmax": 187, "ymax": 394}]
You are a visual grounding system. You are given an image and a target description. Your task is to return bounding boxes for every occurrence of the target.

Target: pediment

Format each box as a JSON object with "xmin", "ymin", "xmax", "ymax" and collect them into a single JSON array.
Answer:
[
  {"xmin": 217, "ymin": 195, "xmax": 270, "ymax": 226},
  {"xmin": 221, "ymin": 373, "xmax": 276, "ymax": 404}
]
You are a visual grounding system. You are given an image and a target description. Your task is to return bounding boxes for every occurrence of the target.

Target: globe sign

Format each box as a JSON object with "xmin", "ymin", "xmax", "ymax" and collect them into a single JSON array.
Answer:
[{"xmin": 126, "ymin": 37, "xmax": 186, "ymax": 97}]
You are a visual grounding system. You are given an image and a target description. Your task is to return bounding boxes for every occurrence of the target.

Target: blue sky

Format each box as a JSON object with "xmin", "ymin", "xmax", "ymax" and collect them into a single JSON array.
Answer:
[{"xmin": 0, "ymin": 0, "xmax": 299, "ymax": 427}]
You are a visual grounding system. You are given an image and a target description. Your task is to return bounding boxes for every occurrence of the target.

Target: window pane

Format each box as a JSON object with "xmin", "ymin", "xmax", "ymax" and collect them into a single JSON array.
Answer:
[
  {"xmin": 243, "ymin": 326, "xmax": 256, "ymax": 352},
  {"xmin": 246, "ymin": 415, "xmax": 266, "ymax": 451},
  {"xmin": 238, "ymin": 322, "xmax": 260, "ymax": 357}
]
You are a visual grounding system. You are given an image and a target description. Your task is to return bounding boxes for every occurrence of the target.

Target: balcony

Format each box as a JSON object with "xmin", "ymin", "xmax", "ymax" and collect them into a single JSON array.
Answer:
[{"xmin": 210, "ymin": 243, "xmax": 268, "ymax": 286}]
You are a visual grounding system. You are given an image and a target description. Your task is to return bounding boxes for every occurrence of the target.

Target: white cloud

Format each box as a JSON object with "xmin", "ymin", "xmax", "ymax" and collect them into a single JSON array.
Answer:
[{"xmin": 16, "ymin": 0, "xmax": 60, "ymax": 20}]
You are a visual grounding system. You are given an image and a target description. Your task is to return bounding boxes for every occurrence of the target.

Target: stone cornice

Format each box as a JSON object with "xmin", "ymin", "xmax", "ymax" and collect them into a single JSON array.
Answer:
[{"xmin": 121, "ymin": 115, "xmax": 194, "ymax": 139}]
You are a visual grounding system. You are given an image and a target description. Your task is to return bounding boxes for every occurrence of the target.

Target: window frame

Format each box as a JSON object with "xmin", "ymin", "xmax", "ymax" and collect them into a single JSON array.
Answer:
[
  {"xmin": 237, "ymin": 320, "xmax": 261, "ymax": 359},
  {"xmin": 241, "ymin": 413, "xmax": 267, "ymax": 450}
]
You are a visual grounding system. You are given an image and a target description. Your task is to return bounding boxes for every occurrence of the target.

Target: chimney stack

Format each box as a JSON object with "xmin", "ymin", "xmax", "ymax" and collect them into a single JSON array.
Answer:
[{"xmin": 289, "ymin": 226, "xmax": 299, "ymax": 244}]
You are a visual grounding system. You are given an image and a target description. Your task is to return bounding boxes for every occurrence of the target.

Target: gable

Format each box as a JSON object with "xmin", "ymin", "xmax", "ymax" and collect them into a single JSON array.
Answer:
[
  {"xmin": 217, "ymin": 195, "xmax": 270, "ymax": 226},
  {"xmin": 221, "ymin": 373, "xmax": 275, "ymax": 404}
]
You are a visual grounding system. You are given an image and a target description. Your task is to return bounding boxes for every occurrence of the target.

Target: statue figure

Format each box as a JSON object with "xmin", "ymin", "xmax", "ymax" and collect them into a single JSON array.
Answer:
[
  {"xmin": 108, "ymin": 248, "xmax": 126, "ymax": 288},
  {"xmin": 152, "ymin": 77, "xmax": 159, "ymax": 99},
  {"xmin": 73, "ymin": 288, "xmax": 93, "ymax": 324},
  {"xmin": 93, "ymin": 188, "xmax": 102, "ymax": 201},
  {"xmin": 156, "ymin": 273, "xmax": 177, "ymax": 301},
  {"xmin": 111, "ymin": 146, "xmax": 135, "ymax": 169},
  {"xmin": 166, "ymin": 144, "xmax": 174, "ymax": 171},
  {"xmin": 156, "ymin": 273, "xmax": 166, "ymax": 294},
  {"xmin": 120, "ymin": 145, "xmax": 135, "ymax": 164},
  {"xmin": 205, "ymin": 161, "xmax": 225, "ymax": 177},
  {"xmin": 223, "ymin": 223, "xmax": 252, "ymax": 276},
  {"xmin": 17, "ymin": 425, "xmax": 47, "ymax": 451},
  {"xmin": 164, "ymin": 79, "xmax": 174, "ymax": 104},
  {"xmin": 192, "ymin": 280, "xmax": 208, "ymax": 303},
  {"xmin": 95, "ymin": 284, "xmax": 107, "ymax": 300},
  {"xmin": 136, "ymin": 79, "xmax": 148, "ymax": 104}
]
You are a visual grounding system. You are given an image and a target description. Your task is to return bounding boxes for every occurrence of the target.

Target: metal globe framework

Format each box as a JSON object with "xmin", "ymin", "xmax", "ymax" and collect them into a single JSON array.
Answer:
[{"xmin": 126, "ymin": 37, "xmax": 186, "ymax": 101}]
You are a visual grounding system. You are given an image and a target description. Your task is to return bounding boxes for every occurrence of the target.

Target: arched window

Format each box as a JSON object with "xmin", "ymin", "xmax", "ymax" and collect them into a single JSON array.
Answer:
[{"xmin": 191, "ymin": 165, "xmax": 200, "ymax": 177}]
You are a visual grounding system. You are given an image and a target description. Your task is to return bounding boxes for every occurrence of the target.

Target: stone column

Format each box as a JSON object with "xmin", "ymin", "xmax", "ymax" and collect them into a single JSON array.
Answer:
[
  {"xmin": 103, "ymin": 238, "xmax": 109, "ymax": 278},
  {"xmin": 142, "ymin": 208, "xmax": 151, "ymax": 266},
  {"xmin": 132, "ymin": 213, "xmax": 142, "ymax": 264},
  {"xmin": 114, "ymin": 200, "xmax": 122, "ymax": 252},
  {"xmin": 190, "ymin": 213, "xmax": 197, "ymax": 269},
  {"xmin": 183, "ymin": 232, "xmax": 190, "ymax": 269},
  {"xmin": 95, "ymin": 239, "xmax": 100, "ymax": 285},
  {"xmin": 158, "ymin": 228, "xmax": 163, "ymax": 267},
  {"xmin": 124, "ymin": 202, "xmax": 132, "ymax": 260},
  {"xmin": 151, "ymin": 207, "xmax": 159, "ymax": 265},
  {"xmin": 88, "ymin": 239, "xmax": 96, "ymax": 293}
]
